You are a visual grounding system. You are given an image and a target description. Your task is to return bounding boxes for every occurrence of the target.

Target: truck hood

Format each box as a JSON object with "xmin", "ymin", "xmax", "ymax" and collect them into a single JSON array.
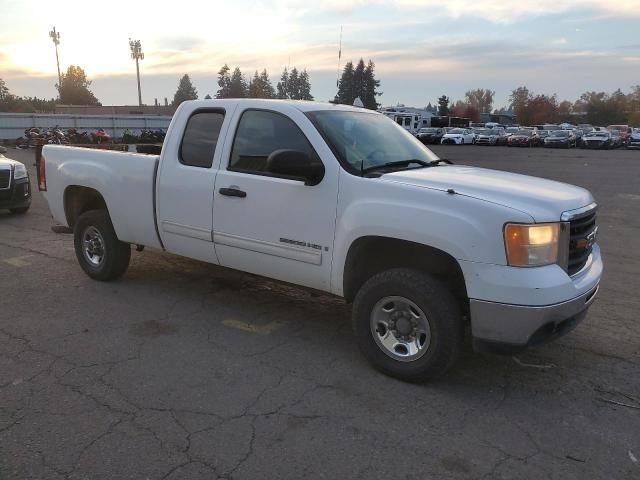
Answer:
[
  {"xmin": 0, "ymin": 155, "xmax": 22, "ymax": 168},
  {"xmin": 382, "ymin": 165, "xmax": 594, "ymax": 222}
]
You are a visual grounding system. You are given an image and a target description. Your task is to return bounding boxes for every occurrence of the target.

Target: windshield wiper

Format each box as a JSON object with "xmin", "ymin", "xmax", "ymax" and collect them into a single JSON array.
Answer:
[
  {"xmin": 428, "ymin": 158, "xmax": 454, "ymax": 166},
  {"xmin": 362, "ymin": 159, "xmax": 431, "ymax": 174}
]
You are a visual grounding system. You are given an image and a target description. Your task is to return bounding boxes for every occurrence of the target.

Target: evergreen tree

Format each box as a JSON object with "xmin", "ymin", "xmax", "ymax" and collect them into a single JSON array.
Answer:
[
  {"xmin": 288, "ymin": 67, "xmax": 300, "ymax": 99},
  {"xmin": 0, "ymin": 78, "xmax": 9, "ymax": 103},
  {"xmin": 229, "ymin": 67, "xmax": 248, "ymax": 98},
  {"xmin": 172, "ymin": 74, "xmax": 198, "ymax": 107},
  {"xmin": 335, "ymin": 61, "xmax": 355, "ymax": 105},
  {"xmin": 352, "ymin": 59, "xmax": 366, "ymax": 106},
  {"xmin": 362, "ymin": 60, "xmax": 381, "ymax": 109},
  {"xmin": 215, "ymin": 64, "xmax": 231, "ymax": 98},
  {"xmin": 259, "ymin": 69, "xmax": 276, "ymax": 99},
  {"xmin": 204, "ymin": 94, "xmax": 212, "ymax": 99},
  {"xmin": 58, "ymin": 66, "xmax": 100, "ymax": 105},
  {"xmin": 249, "ymin": 71, "xmax": 261, "ymax": 98},
  {"xmin": 437, "ymin": 95, "xmax": 450, "ymax": 116},
  {"xmin": 298, "ymin": 69, "xmax": 313, "ymax": 101},
  {"xmin": 335, "ymin": 59, "xmax": 380, "ymax": 109},
  {"xmin": 276, "ymin": 67, "xmax": 288, "ymax": 99}
]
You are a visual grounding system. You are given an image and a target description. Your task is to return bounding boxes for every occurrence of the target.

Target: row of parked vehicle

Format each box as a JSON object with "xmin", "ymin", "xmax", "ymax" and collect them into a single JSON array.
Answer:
[
  {"xmin": 415, "ymin": 123, "xmax": 640, "ymax": 150},
  {"xmin": 15, "ymin": 127, "xmax": 166, "ymax": 149}
]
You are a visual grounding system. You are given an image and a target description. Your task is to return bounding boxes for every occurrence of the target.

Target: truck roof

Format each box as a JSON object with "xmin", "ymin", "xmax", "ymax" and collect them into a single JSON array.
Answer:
[{"xmin": 181, "ymin": 98, "xmax": 375, "ymax": 114}]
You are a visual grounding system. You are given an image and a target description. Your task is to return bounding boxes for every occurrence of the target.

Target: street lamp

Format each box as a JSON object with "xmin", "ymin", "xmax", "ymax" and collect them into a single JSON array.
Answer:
[
  {"xmin": 129, "ymin": 39, "xmax": 144, "ymax": 106},
  {"xmin": 49, "ymin": 27, "xmax": 61, "ymax": 91}
]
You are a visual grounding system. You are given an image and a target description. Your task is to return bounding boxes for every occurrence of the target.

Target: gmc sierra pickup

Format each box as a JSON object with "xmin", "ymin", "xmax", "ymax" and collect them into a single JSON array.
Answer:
[{"xmin": 40, "ymin": 99, "xmax": 602, "ymax": 382}]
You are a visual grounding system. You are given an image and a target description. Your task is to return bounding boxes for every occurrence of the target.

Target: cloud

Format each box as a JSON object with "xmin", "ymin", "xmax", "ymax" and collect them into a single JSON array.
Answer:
[{"xmin": 290, "ymin": 0, "xmax": 640, "ymax": 23}]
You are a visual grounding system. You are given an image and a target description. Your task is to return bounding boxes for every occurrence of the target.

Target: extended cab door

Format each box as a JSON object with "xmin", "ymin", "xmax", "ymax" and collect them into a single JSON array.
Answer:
[
  {"xmin": 212, "ymin": 105, "xmax": 339, "ymax": 291},
  {"xmin": 156, "ymin": 102, "xmax": 237, "ymax": 262}
]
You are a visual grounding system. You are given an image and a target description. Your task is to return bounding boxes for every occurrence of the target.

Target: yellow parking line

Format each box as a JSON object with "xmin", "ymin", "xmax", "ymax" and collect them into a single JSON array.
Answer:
[
  {"xmin": 222, "ymin": 318, "xmax": 286, "ymax": 335},
  {"xmin": 3, "ymin": 255, "xmax": 34, "ymax": 267}
]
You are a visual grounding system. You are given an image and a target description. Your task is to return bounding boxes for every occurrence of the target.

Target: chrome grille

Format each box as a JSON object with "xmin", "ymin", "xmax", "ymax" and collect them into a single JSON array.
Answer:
[
  {"xmin": 566, "ymin": 206, "xmax": 597, "ymax": 276},
  {"xmin": 0, "ymin": 169, "xmax": 10, "ymax": 189}
]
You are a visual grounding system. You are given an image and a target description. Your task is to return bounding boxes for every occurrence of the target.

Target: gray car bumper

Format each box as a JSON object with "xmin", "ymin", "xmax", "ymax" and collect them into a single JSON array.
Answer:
[{"xmin": 470, "ymin": 284, "xmax": 599, "ymax": 354}]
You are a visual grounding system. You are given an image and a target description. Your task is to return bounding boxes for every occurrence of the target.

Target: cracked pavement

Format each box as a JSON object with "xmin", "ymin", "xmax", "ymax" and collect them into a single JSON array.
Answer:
[{"xmin": 1, "ymin": 146, "xmax": 639, "ymax": 479}]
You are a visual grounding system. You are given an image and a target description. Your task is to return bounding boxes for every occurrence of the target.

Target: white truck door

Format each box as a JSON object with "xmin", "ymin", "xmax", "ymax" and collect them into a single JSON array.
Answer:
[
  {"xmin": 212, "ymin": 106, "xmax": 339, "ymax": 291},
  {"xmin": 156, "ymin": 105, "xmax": 235, "ymax": 263}
]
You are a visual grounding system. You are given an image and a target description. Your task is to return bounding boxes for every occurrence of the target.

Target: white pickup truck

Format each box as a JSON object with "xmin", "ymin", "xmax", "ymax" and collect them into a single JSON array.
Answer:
[{"xmin": 40, "ymin": 99, "xmax": 602, "ymax": 382}]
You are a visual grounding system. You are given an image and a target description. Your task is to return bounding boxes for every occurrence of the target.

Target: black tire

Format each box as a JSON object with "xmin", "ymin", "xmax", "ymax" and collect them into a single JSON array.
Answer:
[
  {"xmin": 74, "ymin": 209, "xmax": 130, "ymax": 281},
  {"xmin": 9, "ymin": 206, "xmax": 29, "ymax": 214},
  {"xmin": 352, "ymin": 268, "xmax": 463, "ymax": 383}
]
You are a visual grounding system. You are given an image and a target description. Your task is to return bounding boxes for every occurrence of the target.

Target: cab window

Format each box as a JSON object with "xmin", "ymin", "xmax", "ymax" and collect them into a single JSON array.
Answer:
[{"xmin": 229, "ymin": 110, "xmax": 316, "ymax": 174}]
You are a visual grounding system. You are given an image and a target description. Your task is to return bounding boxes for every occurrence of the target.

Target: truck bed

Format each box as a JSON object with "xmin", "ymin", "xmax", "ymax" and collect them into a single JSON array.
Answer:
[{"xmin": 42, "ymin": 145, "xmax": 162, "ymax": 249}]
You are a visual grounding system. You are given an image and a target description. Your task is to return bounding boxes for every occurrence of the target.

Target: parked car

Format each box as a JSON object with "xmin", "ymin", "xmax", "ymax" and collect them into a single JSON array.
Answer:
[
  {"xmin": 440, "ymin": 128, "xmax": 475, "ymax": 145},
  {"xmin": 581, "ymin": 131, "xmax": 613, "ymax": 149},
  {"xmin": 507, "ymin": 129, "xmax": 539, "ymax": 147},
  {"xmin": 504, "ymin": 126, "xmax": 520, "ymax": 138},
  {"xmin": 0, "ymin": 146, "xmax": 31, "ymax": 214},
  {"xmin": 627, "ymin": 129, "xmax": 640, "ymax": 150},
  {"xmin": 475, "ymin": 128, "xmax": 507, "ymax": 146},
  {"xmin": 607, "ymin": 125, "xmax": 632, "ymax": 145},
  {"xmin": 610, "ymin": 130, "xmax": 624, "ymax": 149},
  {"xmin": 415, "ymin": 127, "xmax": 444, "ymax": 145},
  {"xmin": 544, "ymin": 130, "xmax": 576, "ymax": 148},
  {"xmin": 40, "ymin": 99, "xmax": 602, "ymax": 383}
]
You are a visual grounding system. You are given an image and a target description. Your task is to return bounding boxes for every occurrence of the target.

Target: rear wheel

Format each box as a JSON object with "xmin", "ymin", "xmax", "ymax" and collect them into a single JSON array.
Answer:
[
  {"xmin": 74, "ymin": 209, "xmax": 130, "ymax": 281},
  {"xmin": 352, "ymin": 268, "xmax": 463, "ymax": 383}
]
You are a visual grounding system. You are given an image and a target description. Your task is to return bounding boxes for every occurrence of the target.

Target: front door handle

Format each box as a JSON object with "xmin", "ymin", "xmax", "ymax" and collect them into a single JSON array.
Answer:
[{"xmin": 219, "ymin": 187, "xmax": 247, "ymax": 198}]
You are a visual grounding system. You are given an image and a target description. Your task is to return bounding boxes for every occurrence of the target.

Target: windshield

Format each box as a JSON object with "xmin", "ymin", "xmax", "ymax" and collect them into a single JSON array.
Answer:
[
  {"xmin": 506, "ymin": 127, "xmax": 519, "ymax": 133},
  {"xmin": 589, "ymin": 132, "xmax": 608, "ymax": 137},
  {"xmin": 550, "ymin": 131, "xmax": 569, "ymax": 137},
  {"xmin": 449, "ymin": 128, "xmax": 465, "ymax": 134},
  {"xmin": 515, "ymin": 130, "xmax": 532, "ymax": 136},
  {"xmin": 419, "ymin": 128, "xmax": 437, "ymax": 133},
  {"xmin": 308, "ymin": 110, "xmax": 439, "ymax": 174}
]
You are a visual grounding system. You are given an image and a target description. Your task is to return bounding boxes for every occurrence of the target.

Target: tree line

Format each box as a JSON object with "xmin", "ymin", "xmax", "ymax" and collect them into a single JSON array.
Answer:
[
  {"xmin": 432, "ymin": 86, "xmax": 640, "ymax": 125},
  {"xmin": 172, "ymin": 65, "xmax": 314, "ymax": 106},
  {"xmin": 334, "ymin": 58, "xmax": 382, "ymax": 109},
  {"xmin": 0, "ymin": 66, "xmax": 99, "ymax": 113}
]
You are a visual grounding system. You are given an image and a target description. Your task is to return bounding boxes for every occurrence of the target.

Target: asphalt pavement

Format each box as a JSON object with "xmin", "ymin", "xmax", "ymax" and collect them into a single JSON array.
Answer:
[{"xmin": 1, "ymin": 145, "xmax": 638, "ymax": 479}]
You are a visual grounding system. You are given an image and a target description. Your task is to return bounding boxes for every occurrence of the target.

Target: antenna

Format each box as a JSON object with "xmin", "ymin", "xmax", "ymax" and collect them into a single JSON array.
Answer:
[{"xmin": 336, "ymin": 25, "xmax": 343, "ymax": 89}]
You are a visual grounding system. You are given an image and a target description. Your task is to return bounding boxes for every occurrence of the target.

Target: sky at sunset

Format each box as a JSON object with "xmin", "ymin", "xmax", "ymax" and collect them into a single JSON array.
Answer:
[{"xmin": 1, "ymin": 0, "xmax": 639, "ymax": 108}]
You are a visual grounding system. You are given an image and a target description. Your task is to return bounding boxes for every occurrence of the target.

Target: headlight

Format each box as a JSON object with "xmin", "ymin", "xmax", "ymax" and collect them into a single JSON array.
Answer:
[
  {"xmin": 13, "ymin": 163, "xmax": 28, "ymax": 180},
  {"xmin": 504, "ymin": 223, "xmax": 562, "ymax": 267}
]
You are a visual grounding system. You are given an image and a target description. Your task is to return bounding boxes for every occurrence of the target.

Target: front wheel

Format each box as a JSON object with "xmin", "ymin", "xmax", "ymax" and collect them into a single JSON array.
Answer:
[
  {"xmin": 74, "ymin": 210, "xmax": 131, "ymax": 281},
  {"xmin": 352, "ymin": 269, "xmax": 463, "ymax": 383}
]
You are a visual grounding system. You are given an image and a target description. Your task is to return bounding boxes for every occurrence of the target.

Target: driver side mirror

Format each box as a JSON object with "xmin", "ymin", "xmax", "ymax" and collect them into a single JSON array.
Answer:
[
  {"xmin": 267, "ymin": 149, "xmax": 325, "ymax": 186},
  {"xmin": 0, "ymin": 146, "xmax": 7, "ymax": 154}
]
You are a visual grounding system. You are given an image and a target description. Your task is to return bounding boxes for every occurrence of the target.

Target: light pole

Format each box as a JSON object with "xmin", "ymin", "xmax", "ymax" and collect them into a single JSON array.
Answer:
[
  {"xmin": 129, "ymin": 39, "xmax": 144, "ymax": 106},
  {"xmin": 49, "ymin": 27, "xmax": 61, "ymax": 91}
]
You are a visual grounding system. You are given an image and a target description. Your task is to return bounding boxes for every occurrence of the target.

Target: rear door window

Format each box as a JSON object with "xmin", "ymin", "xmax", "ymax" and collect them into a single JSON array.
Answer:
[{"xmin": 180, "ymin": 110, "xmax": 225, "ymax": 168}]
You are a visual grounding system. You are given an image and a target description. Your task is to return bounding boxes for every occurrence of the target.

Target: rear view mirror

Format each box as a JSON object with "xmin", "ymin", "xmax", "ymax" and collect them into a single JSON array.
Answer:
[{"xmin": 267, "ymin": 149, "xmax": 325, "ymax": 186}]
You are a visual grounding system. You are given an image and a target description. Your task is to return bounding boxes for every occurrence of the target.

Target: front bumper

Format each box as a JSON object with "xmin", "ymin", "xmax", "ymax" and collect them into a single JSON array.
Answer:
[
  {"xmin": 461, "ymin": 243, "xmax": 602, "ymax": 352},
  {"xmin": 628, "ymin": 141, "xmax": 640, "ymax": 150},
  {"xmin": 471, "ymin": 284, "xmax": 599, "ymax": 353},
  {"xmin": 0, "ymin": 176, "xmax": 31, "ymax": 210}
]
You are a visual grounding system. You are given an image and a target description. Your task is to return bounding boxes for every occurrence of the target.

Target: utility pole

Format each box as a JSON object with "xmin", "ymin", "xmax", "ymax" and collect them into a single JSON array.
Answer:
[
  {"xmin": 49, "ymin": 27, "xmax": 61, "ymax": 91},
  {"xmin": 129, "ymin": 39, "xmax": 144, "ymax": 106}
]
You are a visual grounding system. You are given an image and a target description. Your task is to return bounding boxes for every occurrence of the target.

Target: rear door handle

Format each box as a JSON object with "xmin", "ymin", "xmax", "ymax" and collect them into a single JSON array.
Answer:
[{"xmin": 219, "ymin": 187, "xmax": 247, "ymax": 198}]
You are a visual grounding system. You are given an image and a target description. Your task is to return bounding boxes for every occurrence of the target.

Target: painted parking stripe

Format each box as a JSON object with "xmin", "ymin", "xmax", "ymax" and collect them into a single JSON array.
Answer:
[
  {"xmin": 222, "ymin": 318, "xmax": 286, "ymax": 335},
  {"xmin": 2, "ymin": 255, "xmax": 34, "ymax": 267}
]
